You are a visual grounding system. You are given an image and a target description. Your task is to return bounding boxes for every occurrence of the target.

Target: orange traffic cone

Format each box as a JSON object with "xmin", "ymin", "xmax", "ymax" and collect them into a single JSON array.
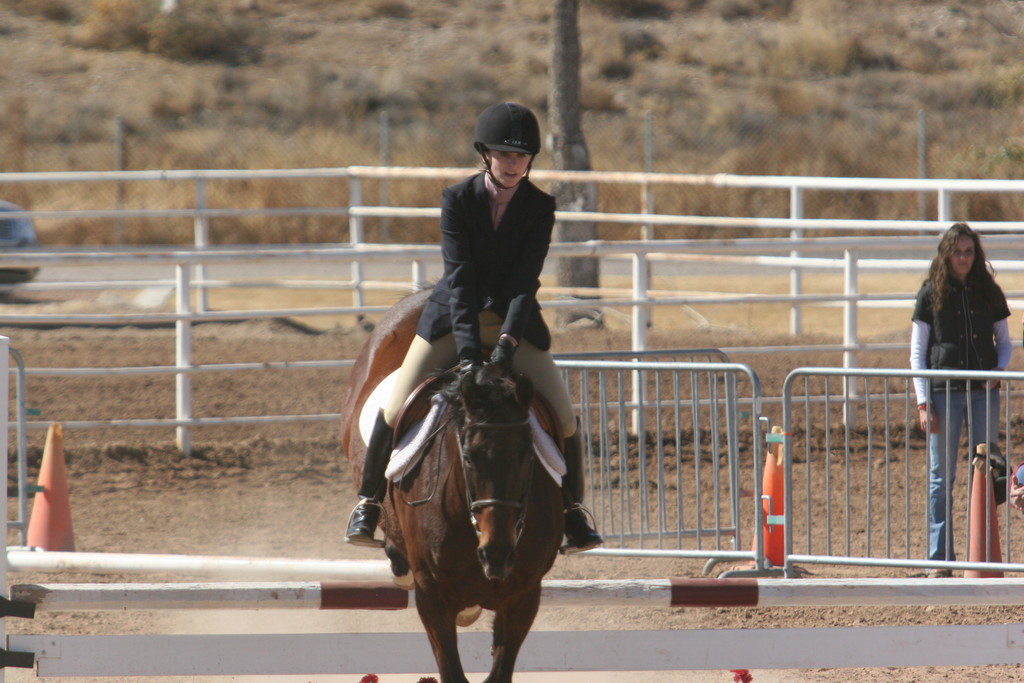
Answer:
[
  {"xmin": 752, "ymin": 425, "xmax": 785, "ymax": 567},
  {"xmin": 964, "ymin": 443, "xmax": 1002, "ymax": 578},
  {"xmin": 26, "ymin": 423, "xmax": 75, "ymax": 551}
]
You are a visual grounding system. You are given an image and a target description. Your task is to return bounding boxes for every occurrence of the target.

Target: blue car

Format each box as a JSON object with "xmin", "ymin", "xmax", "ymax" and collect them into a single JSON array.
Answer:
[{"xmin": 0, "ymin": 200, "xmax": 40, "ymax": 283}]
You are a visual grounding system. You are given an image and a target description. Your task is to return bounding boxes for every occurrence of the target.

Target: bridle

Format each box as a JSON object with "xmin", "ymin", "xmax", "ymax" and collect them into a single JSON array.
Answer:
[{"xmin": 456, "ymin": 415, "xmax": 535, "ymax": 539}]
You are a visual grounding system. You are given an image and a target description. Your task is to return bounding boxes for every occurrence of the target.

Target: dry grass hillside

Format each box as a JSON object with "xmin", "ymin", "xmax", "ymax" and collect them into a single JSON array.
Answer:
[{"xmin": 4, "ymin": 0, "xmax": 1024, "ymax": 245}]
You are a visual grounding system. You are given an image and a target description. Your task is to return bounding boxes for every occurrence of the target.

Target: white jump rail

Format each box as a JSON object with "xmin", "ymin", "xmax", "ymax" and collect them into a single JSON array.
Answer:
[
  {"xmin": 25, "ymin": 625, "xmax": 1024, "ymax": 676},
  {"xmin": 6, "ymin": 586, "xmax": 1024, "ymax": 676},
  {"xmin": 5, "ymin": 549, "xmax": 391, "ymax": 582},
  {"xmin": 12, "ymin": 577, "xmax": 1024, "ymax": 611},
  {"xmin": 9, "ymin": 626, "xmax": 1024, "ymax": 677}
]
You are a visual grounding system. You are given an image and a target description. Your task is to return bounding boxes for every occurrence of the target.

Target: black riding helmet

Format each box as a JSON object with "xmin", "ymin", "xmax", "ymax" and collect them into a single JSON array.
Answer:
[{"xmin": 473, "ymin": 102, "xmax": 541, "ymax": 156}]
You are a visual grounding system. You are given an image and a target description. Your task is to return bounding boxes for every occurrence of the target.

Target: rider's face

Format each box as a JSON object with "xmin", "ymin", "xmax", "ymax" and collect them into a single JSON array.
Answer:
[{"xmin": 486, "ymin": 150, "xmax": 531, "ymax": 186}]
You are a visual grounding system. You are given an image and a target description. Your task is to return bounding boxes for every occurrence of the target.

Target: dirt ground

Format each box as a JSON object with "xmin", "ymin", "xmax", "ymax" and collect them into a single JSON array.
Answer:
[{"xmin": 2, "ymin": 318, "xmax": 1023, "ymax": 683}]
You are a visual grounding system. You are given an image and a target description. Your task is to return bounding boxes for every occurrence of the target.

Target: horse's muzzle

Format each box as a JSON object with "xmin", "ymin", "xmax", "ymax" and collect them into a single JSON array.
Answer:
[
  {"xmin": 478, "ymin": 543, "xmax": 516, "ymax": 580},
  {"xmin": 473, "ymin": 506, "xmax": 519, "ymax": 580}
]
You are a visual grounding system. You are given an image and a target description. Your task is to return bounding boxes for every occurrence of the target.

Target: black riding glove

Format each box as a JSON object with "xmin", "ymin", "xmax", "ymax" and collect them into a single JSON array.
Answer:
[{"xmin": 487, "ymin": 336, "xmax": 517, "ymax": 375}]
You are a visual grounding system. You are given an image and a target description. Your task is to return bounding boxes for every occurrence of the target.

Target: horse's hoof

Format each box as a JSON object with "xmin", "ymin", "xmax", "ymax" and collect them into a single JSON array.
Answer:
[
  {"xmin": 392, "ymin": 571, "xmax": 414, "ymax": 590},
  {"xmin": 456, "ymin": 604, "xmax": 482, "ymax": 627}
]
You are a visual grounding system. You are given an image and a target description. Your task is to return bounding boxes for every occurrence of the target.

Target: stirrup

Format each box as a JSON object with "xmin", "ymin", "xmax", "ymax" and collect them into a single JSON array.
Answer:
[
  {"xmin": 561, "ymin": 503, "xmax": 603, "ymax": 555},
  {"xmin": 345, "ymin": 498, "xmax": 385, "ymax": 548}
]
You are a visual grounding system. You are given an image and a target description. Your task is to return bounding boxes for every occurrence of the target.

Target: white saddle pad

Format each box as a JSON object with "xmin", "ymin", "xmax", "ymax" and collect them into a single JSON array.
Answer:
[{"xmin": 359, "ymin": 370, "xmax": 565, "ymax": 486}]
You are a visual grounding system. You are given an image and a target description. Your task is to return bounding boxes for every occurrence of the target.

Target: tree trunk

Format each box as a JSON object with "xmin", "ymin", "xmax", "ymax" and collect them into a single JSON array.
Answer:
[{"xmin": 548, "ymin": 0, "xmax": 600, "ymax": 327}]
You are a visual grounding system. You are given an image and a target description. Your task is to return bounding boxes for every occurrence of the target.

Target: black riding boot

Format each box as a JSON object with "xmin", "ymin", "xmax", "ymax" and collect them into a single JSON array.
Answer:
[
  {"xmin": 345, "ymin": 411, "xmax": 393, "ymax": 548},
  {"xmin": 561, "ymin": 422, "xmax": 603, "ymax": 554}
]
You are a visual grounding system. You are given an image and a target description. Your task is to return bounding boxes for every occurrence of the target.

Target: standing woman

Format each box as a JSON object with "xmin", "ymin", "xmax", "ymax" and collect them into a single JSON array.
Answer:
[
  {"xmin": 345, "ymin": 102, "xmax": 603, "ymax": 554},
  {"xmin": 910, "ymin": 222, "xmax": 1011, "ymax": 576}
]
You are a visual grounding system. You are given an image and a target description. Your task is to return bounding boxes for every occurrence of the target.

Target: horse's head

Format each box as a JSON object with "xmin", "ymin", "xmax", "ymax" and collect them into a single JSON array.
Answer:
[{"xmin": 444, "ymin": 364, "xmax": 536, "ymax": 580}]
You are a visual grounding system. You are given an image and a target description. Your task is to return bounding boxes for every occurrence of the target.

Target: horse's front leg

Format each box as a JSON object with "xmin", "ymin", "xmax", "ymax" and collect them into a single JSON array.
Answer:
[
  {"xmin": 415, "ymin": 584, "xmax": 469, "ymax": 683},
  {"xmin": 383, "ymin": 543, "xmax": 413, "ymax": 589},
  {"xmin": 485, "ymin": 585, "xmax": 542, "ymax": 683}
]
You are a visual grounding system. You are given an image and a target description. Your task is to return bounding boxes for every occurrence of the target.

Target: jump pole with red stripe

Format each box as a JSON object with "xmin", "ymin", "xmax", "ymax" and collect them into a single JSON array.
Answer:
[{"xmin": 14, "ymin": 577, "xmax": 1024, "ymax": 612}]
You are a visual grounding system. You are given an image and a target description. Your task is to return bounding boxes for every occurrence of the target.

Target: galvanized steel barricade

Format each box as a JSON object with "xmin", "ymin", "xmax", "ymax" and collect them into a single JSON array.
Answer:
[
  {"xmin": 553, "ymin": 351, "xmax": 767, "ymax": 571},
  {"xmin": 780, "ymin": 367, "xmax": 1024, "ymax": 578}
]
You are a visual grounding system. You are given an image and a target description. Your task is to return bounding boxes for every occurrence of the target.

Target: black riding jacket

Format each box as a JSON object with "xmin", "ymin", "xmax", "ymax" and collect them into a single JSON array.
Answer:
[{"xmin": 416, "ymin": 172, "xmax": 555, "ymax": 363}]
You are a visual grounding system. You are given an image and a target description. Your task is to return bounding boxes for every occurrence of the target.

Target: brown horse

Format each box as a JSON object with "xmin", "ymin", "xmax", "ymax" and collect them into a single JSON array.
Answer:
[{"xmin": 339, "ymin": 290, "xmax": 564, "ymax": 683}]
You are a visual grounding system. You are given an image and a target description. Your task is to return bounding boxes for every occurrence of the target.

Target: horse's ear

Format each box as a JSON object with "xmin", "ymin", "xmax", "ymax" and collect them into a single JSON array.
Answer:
[{"xmin": 513, "ymin": 373, "xmax": 534, "ymax": 408}]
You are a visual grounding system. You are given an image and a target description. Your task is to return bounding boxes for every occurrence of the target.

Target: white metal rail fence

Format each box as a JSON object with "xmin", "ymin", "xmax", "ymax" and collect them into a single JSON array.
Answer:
[
  {"xmin": 6, "ymin": 167, "xmax": 1024, "ymax": 343},
  {"xmin": 6, "ymin": 241, "xmax": 1024, "ymax": 446},
  {"xmin": 779, "ymin": 367, "xmax": 1024, "ymax": 578}
]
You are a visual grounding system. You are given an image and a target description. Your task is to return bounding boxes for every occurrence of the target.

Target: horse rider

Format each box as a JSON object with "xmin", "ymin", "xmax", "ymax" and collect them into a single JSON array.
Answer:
[{"xmin": 345, "ymin": 101, "xmax": 604, "ymax": 554}]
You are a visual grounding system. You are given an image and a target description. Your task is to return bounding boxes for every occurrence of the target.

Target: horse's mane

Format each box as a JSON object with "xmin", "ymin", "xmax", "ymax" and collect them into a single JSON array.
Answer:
[{"xmin": 438, "ymin": 365, "xmax": 521, "ymax": 422}]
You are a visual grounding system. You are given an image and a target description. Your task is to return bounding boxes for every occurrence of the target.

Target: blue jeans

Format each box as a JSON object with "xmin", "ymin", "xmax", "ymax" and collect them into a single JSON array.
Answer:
[{"xmin": 927, "ymin": 388, "xmax": 1001, "ymax": 562}]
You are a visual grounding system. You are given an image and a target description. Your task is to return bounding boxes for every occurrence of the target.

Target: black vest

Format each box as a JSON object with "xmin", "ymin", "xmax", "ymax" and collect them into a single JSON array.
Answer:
[{"xmin": 912, "ymin": 277, "xmax": 1009, "ymax": 388}]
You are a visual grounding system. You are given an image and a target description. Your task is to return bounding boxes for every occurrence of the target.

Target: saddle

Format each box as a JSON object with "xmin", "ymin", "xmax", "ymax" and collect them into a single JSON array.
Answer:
[
  {"xmin": 393, "ymin": 368, "xmax": 565, "ymax": 452},
  {"xmin": 373, "ymin": 367, "xmax": 568, "ymax": 486}
]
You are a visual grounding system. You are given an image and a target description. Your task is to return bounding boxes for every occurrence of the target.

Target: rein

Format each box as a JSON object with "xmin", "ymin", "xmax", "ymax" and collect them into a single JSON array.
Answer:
[{"xmin": 399, "ymin": 416, "xmax": 455, "ymax": 508}]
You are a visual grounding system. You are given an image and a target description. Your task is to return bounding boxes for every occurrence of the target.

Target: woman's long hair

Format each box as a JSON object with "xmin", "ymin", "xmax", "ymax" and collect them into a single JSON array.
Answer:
[{"xmin": 926, "ymin": 222, "xmax": 997, "ymax": 314}]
